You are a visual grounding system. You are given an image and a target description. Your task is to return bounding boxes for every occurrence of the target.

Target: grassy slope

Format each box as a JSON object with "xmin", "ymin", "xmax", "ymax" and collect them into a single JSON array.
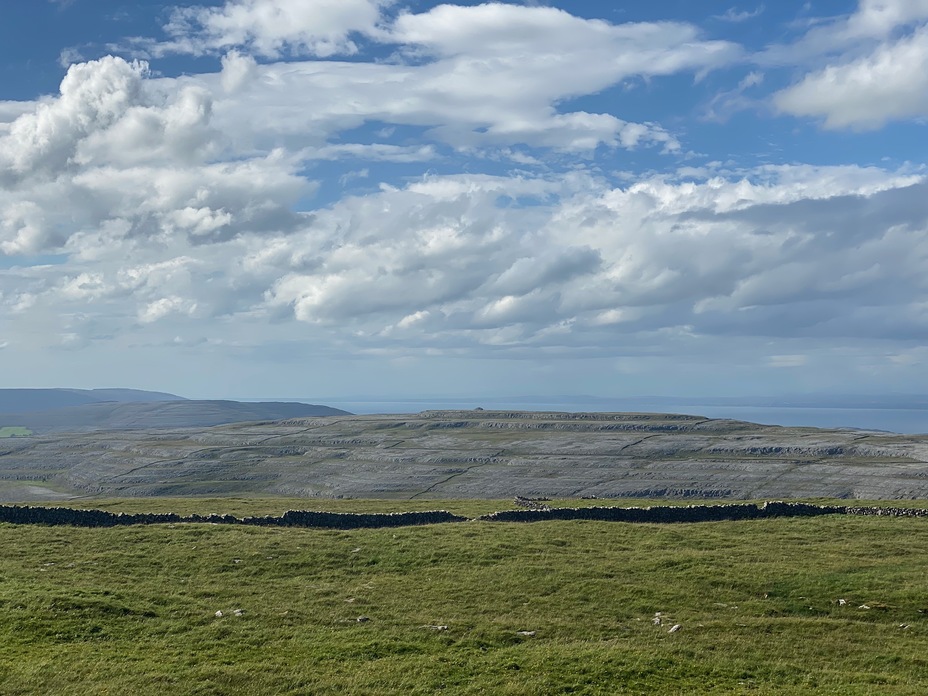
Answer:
[
  {"xmin": 0, "ymin": 427, "xmax": 31, "ymax": 438},
  {"xmin": 2, "ymin": 502, "xmax": 928, "ymax": 693}
]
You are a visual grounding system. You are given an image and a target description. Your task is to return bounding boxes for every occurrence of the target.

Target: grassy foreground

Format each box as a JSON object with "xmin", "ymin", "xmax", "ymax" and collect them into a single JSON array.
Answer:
[{"xmin": 1, "ymin": 500, "xmax": 928, "ymax": 694}]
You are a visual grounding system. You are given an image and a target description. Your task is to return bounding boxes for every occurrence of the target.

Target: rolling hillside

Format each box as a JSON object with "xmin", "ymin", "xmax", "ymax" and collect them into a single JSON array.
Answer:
[
  {"xmin": 0, "ymin": 400, "xmax": 350, "ymax": 433},
  {"xmin": 0, "ymin": 388, "xmax": 184, "ymax": 413}
]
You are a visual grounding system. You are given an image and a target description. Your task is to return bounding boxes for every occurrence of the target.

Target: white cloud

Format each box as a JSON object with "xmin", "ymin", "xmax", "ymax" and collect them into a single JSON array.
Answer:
[
  {"xmin": 843, "ymin": 0, "xmax": 928, "ymax": 39},
  {"xmin": 765, "ymin": 0, "xmax": 928, "ymax": 128},
  {"xmin": 160, "ymin": 0, "xmax": 389, "ymax": 58},
  {"xmin": 714, "ymin": 6, "xmax": 765, "ymax": 23},
  {"xmin": 3, "ymin": 160, "xmax": 928, "ymax": 395},
  {"xmin": 140, "ymin": 2, "xmax": 738, "ymax": 153},
  {"xmin": 0, "ymin": 57, "xmax": 148, "ymax": 183},
  {"xmin": 775, "ymin": 25, "xmax": 928, "ymax": 128},
  {"xmin": 138, "ymin": 296, "xmax": 198, "ymax": 324},
  {"xmin": 245, "ymin": 165, "xmax": 928, "ymax": 352},
  {"xmin": 761, "ymin": 0, "xmax": 928, "ymax": 66},
  {"xmin": 307, "ymin": 143, "xmax": 437, "ymax": 162},
  {"xmin": 0, "ymin": 57, "xmax": 312, "ymax": 254}
]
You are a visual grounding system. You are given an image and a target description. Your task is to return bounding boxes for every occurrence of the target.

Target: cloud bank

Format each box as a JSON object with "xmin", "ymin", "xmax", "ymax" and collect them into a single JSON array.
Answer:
[{"xmin": 1, "ymin": 0, "xmax": 927, "ymax": 397}]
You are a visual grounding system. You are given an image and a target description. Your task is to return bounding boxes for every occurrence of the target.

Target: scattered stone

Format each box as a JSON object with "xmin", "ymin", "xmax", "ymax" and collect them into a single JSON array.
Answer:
[
  {"xmin": 513, "ymin": 496, "xmax": 550, "ymax": 511},
  {"xmin": 859, "ymin": 605, "xmax": 871, "ymax": 610},
  {"xmin": 516, "ymin": 630, "xmax": 536, "ymax": 637},
  {"xmin": 837, "ymin": 599, "xmax": 847, "ymax": 606},
  {"xmin": 668, "ymin": 624, "xmax": 681, "ymax": 633},
  {"xmin": 356, "ymin": 616, "xmax": 371, "ymax": 623},
  {"xmin": 214, "ymin": 610, "xmax": 223, "ymax": 618},
  {"xmin": 345, "ymin": 597, "xmax": 356, "ymax": 603},
  {"xmin": 233, "ymin": 609, "xmax": 244, "ymax": 617},
  {"xmin": 233, "ymin": 559, "xmax": 242, "ymax": 564},
  {"xmin": 351, "ymin": 547, "xmax": 362, "ymax": 553},
  {"xmin": 652, "ymin": 612, "xmax": 663, "ymax": 626},
  {"xmin": 899, "ymin": 624, "xmax": 910, "ymax": 630},
  {"xmin": 423, "ymin": 625, "xmax": 448, "ymax": 631}
]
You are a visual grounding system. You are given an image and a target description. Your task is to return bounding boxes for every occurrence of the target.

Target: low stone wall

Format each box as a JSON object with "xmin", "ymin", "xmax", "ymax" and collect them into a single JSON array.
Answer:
[
  {"xmin": 843, "ymin": 506, "xmax": 928, "ymax": 517},
  {"xmin": 0, "ymin": 501, "xmax": 926, "ymax": 529},
  {"xmin": 0, "ymin": 505, "xmax": 466, "ymax": 529},
  {"xmin": 478, "ymin": 501, "xmax": 846, "ymax": 523}
]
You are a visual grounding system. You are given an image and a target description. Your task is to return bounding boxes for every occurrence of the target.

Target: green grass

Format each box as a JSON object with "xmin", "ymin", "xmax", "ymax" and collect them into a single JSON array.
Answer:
[
  {"xmin": 0, "ymin": 427, "xmax": 31, "ymax": 438},
  {"xmin": 2, "ymin": 502, "xmax": 928, "ymax": 694}
]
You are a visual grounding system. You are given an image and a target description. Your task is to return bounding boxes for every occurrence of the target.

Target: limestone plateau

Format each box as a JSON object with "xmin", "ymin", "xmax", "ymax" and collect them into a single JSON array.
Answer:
[{"xmin": 3, "ymin": 410, "xmax": 928, "ymax": 501}]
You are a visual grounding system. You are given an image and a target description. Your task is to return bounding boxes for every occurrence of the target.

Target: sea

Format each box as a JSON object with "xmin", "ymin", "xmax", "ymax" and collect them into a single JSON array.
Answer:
[{"xmin": 310, "ymin": 399, "xmax": 928, "ymax": 435}]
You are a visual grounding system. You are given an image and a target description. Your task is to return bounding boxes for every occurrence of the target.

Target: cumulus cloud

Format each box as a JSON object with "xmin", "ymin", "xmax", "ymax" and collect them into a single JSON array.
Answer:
[
  {"xmin": 0, "ymin": 56, "xmax": 311, "ymax": 254},
  {"xmin": 761, "ymin": 0, "xmax": 928, "ymax": 65},
  {"xmin": 159, "ymin": 0, "xmax": 390, "ymax": 57},
  {"xmin": 0, "ymin": 57, "xmax": 148, "ymax": 183},
  {"xmin": 768, "ymin": 0, "xmax": 928, "ymax": 128},
  {"xmin": 243, "ymin": 166, "xmax": 928, "ymax": 352},
  {"xmin": 138, "ymin": 2, "xmax": 740, "ymax": 153},
  {"xmin": 775, "ymin": 25, "xmax": 928, "ymax": 128},
  {"xmin": 3, "ymin": 161, "xmax": 928, "ymax": 384}
]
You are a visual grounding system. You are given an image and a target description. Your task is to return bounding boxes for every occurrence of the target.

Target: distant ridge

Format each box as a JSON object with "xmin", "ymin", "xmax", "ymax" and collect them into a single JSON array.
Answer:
[
  {"xmin": 0, "ymin": 399, "xmax": 350, "ymax": 432},
  {"xmin": 0, "ymin": 388, "xmax": 185, "ymax": 414}
]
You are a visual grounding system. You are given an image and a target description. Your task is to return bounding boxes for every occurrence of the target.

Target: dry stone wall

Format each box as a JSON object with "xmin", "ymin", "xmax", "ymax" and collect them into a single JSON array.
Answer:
[
  {"xmin": 0, "ymin": 505, "xmax": 466, "ymax": 529},
  {"xmin": 1, "ymin": 501, "xmax": 928, "ymax": 529}
]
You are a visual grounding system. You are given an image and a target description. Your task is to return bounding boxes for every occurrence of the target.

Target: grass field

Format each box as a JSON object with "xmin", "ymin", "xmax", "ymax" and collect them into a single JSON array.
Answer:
[
  {"xmin": 2, "ymin": 498, "xmax": 928, "ymax": 694},
  {"xmin": 0, "ymin": 427, "xmax": 32, "ymax": 438}
]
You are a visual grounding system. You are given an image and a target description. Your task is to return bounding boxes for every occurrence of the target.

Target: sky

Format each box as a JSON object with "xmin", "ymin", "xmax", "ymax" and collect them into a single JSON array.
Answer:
[{"xmin": 1, "ymin": 0, "xmax": 928, "ymax": 401}]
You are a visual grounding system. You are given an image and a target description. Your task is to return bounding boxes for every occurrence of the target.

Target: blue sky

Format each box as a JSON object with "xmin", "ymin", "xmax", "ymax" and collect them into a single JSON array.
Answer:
[{"xmin": 1, "ymin": 0, "xmax": 928, "ymax": 400}]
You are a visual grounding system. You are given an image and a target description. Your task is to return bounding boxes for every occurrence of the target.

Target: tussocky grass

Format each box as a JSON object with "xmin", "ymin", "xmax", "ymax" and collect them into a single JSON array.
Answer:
[{"xmin": 1, "ymin": 503, "xmax": 928, "ymax": 693}]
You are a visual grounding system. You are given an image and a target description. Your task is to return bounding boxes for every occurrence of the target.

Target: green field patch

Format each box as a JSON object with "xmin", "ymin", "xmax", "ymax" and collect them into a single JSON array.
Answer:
[
  {"xmin": 2, "ymin": 507, "xmax": 928, "ymax": 693},
  {"xmin": 0, "ymin": 426, "xmax": 32, "ymax": 438}
]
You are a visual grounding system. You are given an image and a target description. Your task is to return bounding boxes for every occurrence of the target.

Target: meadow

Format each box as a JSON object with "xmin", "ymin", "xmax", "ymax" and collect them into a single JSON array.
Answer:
[
  {"xmin": 1, "ymin": 497, "xmax": 928, "ymax": 694},
  {"xmin": 0, "ymin": 427, "xmax": 31, "ymax": 438}
]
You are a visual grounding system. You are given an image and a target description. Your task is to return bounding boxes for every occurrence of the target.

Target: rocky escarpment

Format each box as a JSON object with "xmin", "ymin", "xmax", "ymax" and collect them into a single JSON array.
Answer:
[{"xmin": 2, "ymin": 410, "xmax": 928, "ymax": 500}]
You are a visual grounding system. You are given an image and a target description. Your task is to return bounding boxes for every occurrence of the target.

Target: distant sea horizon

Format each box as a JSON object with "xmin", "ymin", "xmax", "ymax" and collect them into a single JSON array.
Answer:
[{"xmin": 244, "ymin": 396, "xmax": 928, "ymax": 435}]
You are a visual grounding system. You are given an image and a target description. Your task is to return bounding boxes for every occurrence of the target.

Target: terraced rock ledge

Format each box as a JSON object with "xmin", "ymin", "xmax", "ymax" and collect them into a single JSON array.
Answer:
[{"xmin": 2, "ymin": 410, "xmax": 928, "ymax": 500}]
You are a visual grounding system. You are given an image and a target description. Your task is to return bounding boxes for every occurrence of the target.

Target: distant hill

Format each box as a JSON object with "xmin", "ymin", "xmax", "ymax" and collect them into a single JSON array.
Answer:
[
  {"xmin": 0, "ymin": 388, "xmax": 185, "ymax": 414},
  {"xmin": 4, "ymin": 410, "xmax": 928, "ymax": 501},
  {"xmin": 0, "ymin": 400, "xmax": 350, "ymax": 432}
]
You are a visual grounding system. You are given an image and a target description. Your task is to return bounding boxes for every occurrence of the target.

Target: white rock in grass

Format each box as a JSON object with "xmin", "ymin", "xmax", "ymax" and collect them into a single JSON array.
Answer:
[
  {"xmin": 668, "ymin": 624, "xmax": 681, "ymax": 633},
  {"xmin": 214, "ymin": 610, "xmax": 223, "ymax": 618}
]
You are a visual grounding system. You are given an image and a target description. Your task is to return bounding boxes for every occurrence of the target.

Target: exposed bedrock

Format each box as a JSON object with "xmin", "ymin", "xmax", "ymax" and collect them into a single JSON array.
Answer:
[{"xmin": 3, "ymin": 410, "xmax": 928, "ymax": 500}]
